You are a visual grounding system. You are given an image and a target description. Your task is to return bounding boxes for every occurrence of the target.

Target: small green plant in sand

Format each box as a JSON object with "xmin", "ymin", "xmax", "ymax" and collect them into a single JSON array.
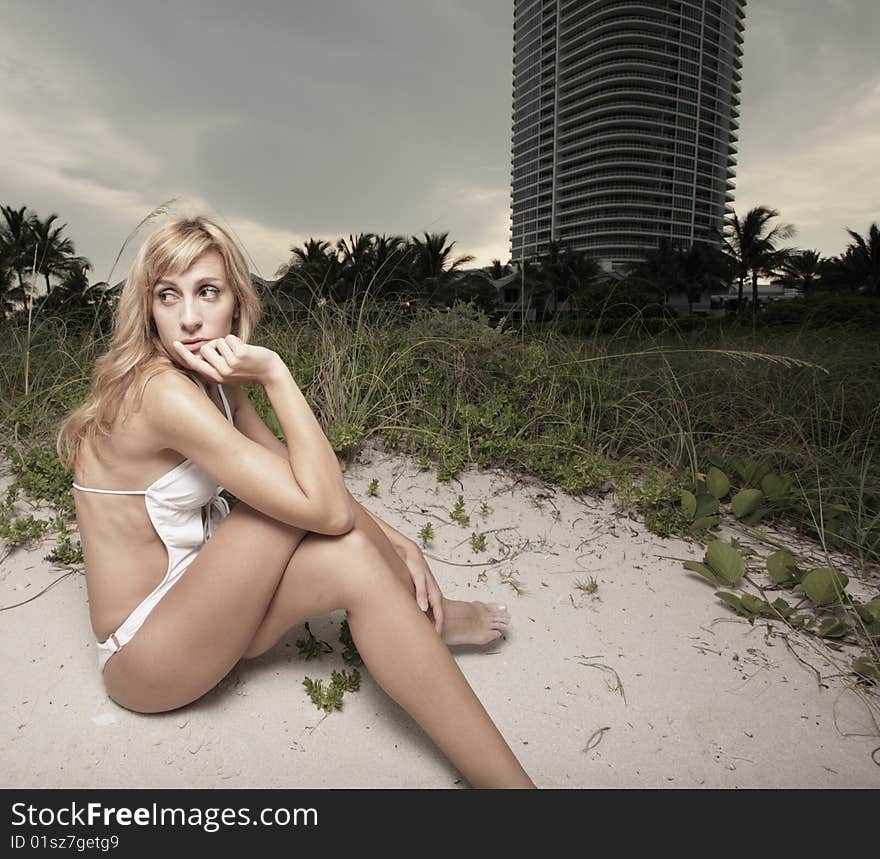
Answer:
[
  {"xmin": 44, "ymin": 518, "xmax": 83, "ymax": 565},
  {"xmin": 366, "ymin": 478, "xmax": 379, "ymax": 497},
  {"xmin": 0, "ymin": 486, "xmax": 50, "ymax": 551},
  {"xmin": 450, "ymin": 495, "xmax": 470, "ymax": 526},
  {"xmin": 338, "ymin": 618, "xmax": 363, "ymax": 666},
  {"xmin": 683, "ymin": 538, "xmax": 880, "ymax": 684},
  {"xmin": 499, "ymin": 569, "xmax": 525, "ymax": 596},
  {"xmin": 479, "ymin": 501, "xmax": 491, "ymax": 518},
  {"xmin": 417, "ymin": 522, "xmax": 435, "ymax": 547},
  {"xmin": 296, "ymin": 622, "xmax": 333, "ymax": 660},
  {"xmin": 621, "ymin": 473, "xmax": 691, "ymax": 538},
  {"xmin": 0, "ymin": 512, "xmax": 49, "ymax": 550},
  {"xmin": 303, "ymin": 668, "xmax": 361, "ymax": 715},
  {"xmin": 574, "ymin": 576, "xmax": 599, "ymax": 594},
  {"xmin": 4, "ymin": 443, "xmax": 75, "ymax": 517},
  {"xmin": 470, "ymin": 532, "xmax": 487, "ymax": 553}
]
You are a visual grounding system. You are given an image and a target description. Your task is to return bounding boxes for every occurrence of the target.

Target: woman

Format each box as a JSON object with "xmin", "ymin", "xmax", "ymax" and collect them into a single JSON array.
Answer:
[{"xmin": 56, "ymin": 215, "xmax": 536, "ymax": 789}]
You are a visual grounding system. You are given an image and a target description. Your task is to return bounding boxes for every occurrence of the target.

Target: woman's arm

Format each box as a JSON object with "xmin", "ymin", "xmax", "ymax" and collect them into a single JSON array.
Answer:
[
  {"xmin": 346, "ymin": 488, "xmax": 417, "ymax": 558},
  {"xmin": 229, "ymin": 383, "xmax": 414, "ymax": 554},
  {"xmin": 227, "ymin": 382, "xmax": 441, "ymax": 626},
  {"xmin": 261, "ymin": 360, "xmax": 354, "ymax": 530},
  {"xmin": 145, "ymin": 350, "xmax": 353, "ymax": 535}
]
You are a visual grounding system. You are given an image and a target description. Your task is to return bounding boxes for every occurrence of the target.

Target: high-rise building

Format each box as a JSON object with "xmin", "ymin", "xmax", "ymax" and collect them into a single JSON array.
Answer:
[{"xmin": 510, "ymin": 0, "xmax": 747, "ymax": 271}]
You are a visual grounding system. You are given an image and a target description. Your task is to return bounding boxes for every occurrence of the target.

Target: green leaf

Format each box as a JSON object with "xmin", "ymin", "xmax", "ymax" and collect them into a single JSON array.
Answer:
[
  {"xmin": 688, "ymin": 515, "xmax": 720, "ymax": 532},
  {"xmin": 801, "ymin": 567, "xmax": 850, "ymax": 606},
  {"xmin": 733, "ymin": 458, "xmax": 771, "ymax": 487},
  {"xmin": 740, "ymin": 594, "xmax": 772, "ymax": 615},
  {"xmin": 853, "ymin": 602, "xmax": 880, "ymax": 623},
  {"xmin": 694, "ymin": 492, "xmax": 720, "ymax": 519},
  {"xmin": 683, "ymin": 560, "xmax": 719, "ymax": 584},
  {"xmin": 680, "ymin": 489, "xmax": 697, "ymax": 519},
  {"xmin": 706, "ymin": 540, "xmax": 745, "ymax": 585},
  {"xmin": 854, "ymin": 599, "xmax": 880, "ymax": 624},
  {"xmin": 817, "ymin": 617, "xmax": 849, "ymax": 638},
  {"xmin": 741, "ymin": 505, "xmax": 769, "ymax": 526},
  {"xmin": 771, "ymin": 597, "xmax": 793, "ymax": 618},
  {"xmin": 732, "ymin": 488, "xmax": 763, "ymax": 519},
  {"xmin": 852, "ymin": 656, "xmax": 880, "ymax": 680},
  {"xmin": 715, "ymin": 591, "xmax": 748, "ymax": 615},
  {"xmin": 730, "ymin": 537, "xmax": 759, "ymax": 557},
  {"xmin": 705, "ymin": 466, "xmax": 731, "ymax": 500},
  {"xmin": 761, "ymin": 473, "xmax": 791, "ymax": 502},
  {"xmin": 766, "ymin": 550, "xmax": 798, "ymax": 583}
]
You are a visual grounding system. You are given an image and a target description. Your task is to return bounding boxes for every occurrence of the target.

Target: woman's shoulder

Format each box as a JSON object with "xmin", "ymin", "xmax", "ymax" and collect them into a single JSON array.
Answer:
[
  {"xmin": 134, "ymin": 360, "xmax": 201, "ymax": 416},
  {"xmin": 138, "ymin": 357, "xmax": 240, "ymax": 416},
  {"xmin": 140, "ymin": 357, "xmax": 198, "ymax": 391}
]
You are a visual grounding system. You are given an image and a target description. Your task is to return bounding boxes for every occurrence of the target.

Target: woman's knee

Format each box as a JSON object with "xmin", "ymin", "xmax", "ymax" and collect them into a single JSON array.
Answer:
[{"xmin": 303, "ymin": 520, "xmax": 409, "ymax": 603}]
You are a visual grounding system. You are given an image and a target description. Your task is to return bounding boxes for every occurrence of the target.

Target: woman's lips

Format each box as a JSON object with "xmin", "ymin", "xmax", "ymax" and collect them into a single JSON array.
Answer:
[{"xmin": 182, "ymin": 339, "xmax": 208, "ymax": 352}]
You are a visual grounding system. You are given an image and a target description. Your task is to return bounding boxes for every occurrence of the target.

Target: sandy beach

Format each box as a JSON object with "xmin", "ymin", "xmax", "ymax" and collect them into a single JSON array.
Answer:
[{"xmin": 1, "ymin": 438, "xmax": 878, "ymax": 788}]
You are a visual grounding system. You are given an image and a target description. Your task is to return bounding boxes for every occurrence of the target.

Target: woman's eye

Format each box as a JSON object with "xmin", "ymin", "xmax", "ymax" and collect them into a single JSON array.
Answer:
[{"xmin": 158, "ymin": 286, "xmax": 219, "ymax": 301}]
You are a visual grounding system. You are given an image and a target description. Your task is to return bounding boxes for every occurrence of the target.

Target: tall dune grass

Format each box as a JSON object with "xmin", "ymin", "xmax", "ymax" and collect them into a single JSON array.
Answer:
[{"xmin": 1, "ymin": 252, "xmax": 878, "ymax": 571}]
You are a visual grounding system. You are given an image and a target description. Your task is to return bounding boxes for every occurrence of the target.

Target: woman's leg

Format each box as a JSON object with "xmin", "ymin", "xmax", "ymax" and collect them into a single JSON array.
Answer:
[
  {"xmin": 105, "ymin": 501, "xmax": 534, "ymax": 787},
  {"xmin": 242, "ymin": 496, "xmax": 510, "ymax": 657},
  {"xmin": 246, "ymin": 503, "xmax": 535, "ymax": 788}
]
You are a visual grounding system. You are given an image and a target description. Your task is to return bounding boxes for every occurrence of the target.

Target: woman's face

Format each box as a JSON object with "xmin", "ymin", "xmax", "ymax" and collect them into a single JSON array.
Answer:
[{"xmin": 151, "ymin": 249, "xmax": 239, "ymax": 364}]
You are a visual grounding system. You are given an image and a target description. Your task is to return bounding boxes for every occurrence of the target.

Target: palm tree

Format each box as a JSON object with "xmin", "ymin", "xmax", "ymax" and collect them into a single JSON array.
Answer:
[
  {"xmin": 26, "ymin": 212, "xmax": 84, "ymax": 297},
  {"xmin": 819, "ymin": 248, "xmax": 865, "ymax": 293},
  {"xmin": 288, "ymin": 237, "xmax": 335, "ymax": 272},
  {"xmin": 622, "ymin": 238, "xmax": 682, "ymax": 307},
  {"xmin": 771, "ymin": 249, "xmax": 822, "ymax": 294},
  {"xmin": 0, "ymin": 204, "xmax": 37, "ymax": 291},
  {"xmin": 842, "ymin": 222, "xmax": 880, "ymax": 295},
  {"xmin": 408, "ymin": 231, "xmax": 475, "ymax": 306},
  {"xmin": 370, "ymin": 233, "xmax": 415, "ymax": 301},
  {"xmin": 489, "ymin": 259, "xmax": 510, "ymax": 280},
  {"xmin": 37, "ymin": 258, "xmax": 95, "ymax": 320},
  {"xmin": 679, "ymin": 242, "xmax": 729, "ymax": 316},
  {"xmin": 723, "ymin": 206, "xmax": 797, "ymax": 318},
  {"xmin": 0, "ymin": 241, "xmax": 17, "ymax": 316},
  {"xmin": 277, "ymin": 237, "xmax": 341, "ymax": 308},
  {"xmin": 622, "ymin": 240, "xmax": 728, "ymax": 316},
  {"xmin": 536, "ymin": 241, "xmax": 603, "ymax": 320},
  {"xmin": 335, "ymin": 232, "xmax": 377, "ymax": 302}
]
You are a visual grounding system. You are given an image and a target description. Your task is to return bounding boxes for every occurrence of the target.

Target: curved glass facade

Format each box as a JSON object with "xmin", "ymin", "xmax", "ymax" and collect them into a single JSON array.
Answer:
[{"xmin": 510, "ymin": 0, "xmax": 746, "ymax": 268}]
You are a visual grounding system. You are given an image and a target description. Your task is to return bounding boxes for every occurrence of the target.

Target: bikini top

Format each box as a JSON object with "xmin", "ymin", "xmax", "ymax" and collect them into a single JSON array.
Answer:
[{"xmin": 71, "ymin": 373, "xmax": 234, "ymax": 544}]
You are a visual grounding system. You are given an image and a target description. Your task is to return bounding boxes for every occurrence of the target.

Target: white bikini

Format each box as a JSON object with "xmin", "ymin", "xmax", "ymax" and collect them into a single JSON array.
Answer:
[{"xmin": 72, "ymin": 374, "xmax": 234, "ymax": 673}]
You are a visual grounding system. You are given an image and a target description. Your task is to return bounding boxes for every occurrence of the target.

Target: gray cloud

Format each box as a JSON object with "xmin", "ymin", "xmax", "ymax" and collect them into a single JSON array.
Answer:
[{"xmin": 0, "ymin": 0, "xmax": 876, "ymax": 283}]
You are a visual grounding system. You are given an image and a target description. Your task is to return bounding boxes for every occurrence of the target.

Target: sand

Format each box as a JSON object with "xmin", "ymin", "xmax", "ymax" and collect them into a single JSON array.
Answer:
[{"xmin": 1, "ymin": 438, "xmax": 878, "ymax": 788}]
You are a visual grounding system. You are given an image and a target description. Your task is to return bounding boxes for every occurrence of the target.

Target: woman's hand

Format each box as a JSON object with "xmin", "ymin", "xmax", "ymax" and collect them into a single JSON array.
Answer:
[
  {"xmin": 172, "ymin": 334, "xmax": 280, "ymax": 386},
  {"xmin": 400, "ymin": 543, "xmax": 445, "ymax": 635}
]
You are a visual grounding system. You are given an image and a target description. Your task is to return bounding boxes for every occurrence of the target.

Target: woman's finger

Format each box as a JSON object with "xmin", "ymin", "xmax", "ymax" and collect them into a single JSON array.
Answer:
[
  {"xmin": 414, "ymin": 574, "xmax": 429, "ymax": 612},
  {"xmin": 172, "ymin": 340, "xmax": 223, "ymax": 382},
  {"xmin": 196, "ymin": 339, "xmax": 234, "ymax": 378},
  {"xmin": 428, "ymin": 588, "xmax": 444, "ymax": 633},
  {"xmin": 214, "ymin": 337, "xmax": 237, "ymax": 366}
]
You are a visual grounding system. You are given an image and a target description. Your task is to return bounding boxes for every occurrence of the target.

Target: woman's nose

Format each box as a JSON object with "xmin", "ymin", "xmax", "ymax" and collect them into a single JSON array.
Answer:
[{"xmin": 179, "ymin": 299, "xmax": 203, "ymax": 326}]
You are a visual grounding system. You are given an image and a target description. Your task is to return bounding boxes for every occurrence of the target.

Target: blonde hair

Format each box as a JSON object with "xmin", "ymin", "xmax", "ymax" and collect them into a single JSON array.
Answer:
[{"xmin": 56, "ymin": 215, "xmax": 262, "ymax": 472}]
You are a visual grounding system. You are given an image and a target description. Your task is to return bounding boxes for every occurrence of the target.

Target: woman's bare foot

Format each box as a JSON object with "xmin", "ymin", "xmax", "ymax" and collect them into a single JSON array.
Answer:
[{"xmin": 428, "ymin": 597, "xmax": 511, "ymax": 646}]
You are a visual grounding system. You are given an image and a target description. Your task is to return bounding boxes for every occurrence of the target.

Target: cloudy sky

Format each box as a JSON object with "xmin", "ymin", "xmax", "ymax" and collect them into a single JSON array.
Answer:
[{"xmin": 1, "ymin": 0, "xmax": 877, "ymax": 284}]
